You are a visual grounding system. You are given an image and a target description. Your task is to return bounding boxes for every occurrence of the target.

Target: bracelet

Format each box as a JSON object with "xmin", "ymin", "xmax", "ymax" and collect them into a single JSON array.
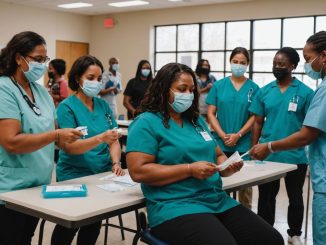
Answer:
[
  {"xmin": 112, "ymin": 161, "xmax": 121, "ymax": 166},
  {"xmin": 237, "ymin": 132, "xmax": 242, "ymax": 138},
  {"xmin": 187, "ymin": 164, "xmax": 191, "ymax": 174},
  {"xmin": 55, "ymin": 130, "xmax": 60, "ymax": 143},
  {"xmin": 267, "ymin": 142, "xmax": 275, "ymax": 153}
]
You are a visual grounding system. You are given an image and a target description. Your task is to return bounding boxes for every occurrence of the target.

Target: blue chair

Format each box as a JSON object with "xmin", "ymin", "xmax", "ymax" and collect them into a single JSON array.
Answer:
[{"xmin": 132, "ymin": 212, "xmax": 169, "ymax": 245}]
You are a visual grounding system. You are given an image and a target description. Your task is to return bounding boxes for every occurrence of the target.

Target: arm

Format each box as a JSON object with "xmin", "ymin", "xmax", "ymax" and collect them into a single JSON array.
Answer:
[
  {"xmin": 109, "ymin": 140, "xmax": 125, "ymax": 176},
  {"xmin": 0, "ymin": 119, "xmax": 82, "ymax": 154},
  {"xmin": 99, "ymin": 87, "xmax": 116, "ymax": 95},
  {"xmin": 224, "ymin": 115, "xmax": 255, "ymax": 146},
  {"xmin": 127, "ymin": 152, "xmax": 218, "ymax": 186},
  {"xmin": 123, "ymin": 95, "xmax": 136, "ymax": 117},
  {"xmin": 207, "ymin": 105, "xmax": 226, "ymax": 139},
  {"xmin": 250, "ymin": 126, "xmax": 321, "ymax": 160},
  {"xmin": 252, "ymin": 115, "xmax": 264, "ymax": 146}
]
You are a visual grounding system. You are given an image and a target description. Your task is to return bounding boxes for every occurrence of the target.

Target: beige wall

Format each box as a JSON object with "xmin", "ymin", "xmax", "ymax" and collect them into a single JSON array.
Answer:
[
  {"xmin": 0, "ymin": 2, "xmax": 91, "ymax": 61},
  {"xmin": 89, "ymin": 0, "xmax": 326, "ymax": 116}
]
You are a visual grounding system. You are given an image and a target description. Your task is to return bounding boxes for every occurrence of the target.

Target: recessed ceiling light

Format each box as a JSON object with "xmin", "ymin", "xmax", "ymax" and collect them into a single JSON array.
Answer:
[
  {"xmin": 58, "ymin": 2, "xmax": 93, "ymax": 9},
  {"xmin": 168, "ymin": 0, "xmax": 183, "ymax": 2},
  {"xmin": 108, "ymin": 1, "xmax": 149, "ymax": 8}
]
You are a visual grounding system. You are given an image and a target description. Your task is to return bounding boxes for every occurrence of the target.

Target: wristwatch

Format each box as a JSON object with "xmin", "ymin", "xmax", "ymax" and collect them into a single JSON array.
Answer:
[
  {"xmin": 112, "ymin": 161, "xmax": 121, "ymax": 166},
  {"xmin": 267, "ymin": 142, "xmax": 275, "ymax": 153}
]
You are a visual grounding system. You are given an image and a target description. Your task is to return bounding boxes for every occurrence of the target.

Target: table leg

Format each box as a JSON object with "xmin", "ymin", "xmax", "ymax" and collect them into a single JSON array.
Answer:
[{"xmin": 38, "ymin": 219, "xmax": 46, "ymax": 245}]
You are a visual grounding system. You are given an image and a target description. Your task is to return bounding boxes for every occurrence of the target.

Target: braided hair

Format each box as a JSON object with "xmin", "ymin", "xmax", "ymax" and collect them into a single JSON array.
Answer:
[
  {"xmin": 139, "ymin": 63, "xmax": 199, "ymax": 128},
  {"xmin": 306, "ymin": 31, "xmax": 326, "ymax": 53}
]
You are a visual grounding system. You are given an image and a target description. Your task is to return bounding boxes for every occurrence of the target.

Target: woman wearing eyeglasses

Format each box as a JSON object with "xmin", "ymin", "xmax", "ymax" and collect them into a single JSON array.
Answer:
[{"xmin": 0, "ymin": 31, "xmax": 82, "ymax": 244}]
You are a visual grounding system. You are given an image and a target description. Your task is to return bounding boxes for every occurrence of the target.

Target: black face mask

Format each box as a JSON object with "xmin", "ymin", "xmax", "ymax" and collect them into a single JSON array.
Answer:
[
  {"xmin": 198, "ymin": 67, "xmax": 210, "ymax": 75},
  {"xmin": 48, "ymin": 71, "xmax": 55, "ymax": 79},
  {"xmin": 273, "ymin": 68, "xmax": 290, "ymax": 81}
]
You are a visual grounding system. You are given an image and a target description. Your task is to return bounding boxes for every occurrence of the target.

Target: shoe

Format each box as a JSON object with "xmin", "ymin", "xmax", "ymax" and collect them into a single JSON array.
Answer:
[{"xmin": 288, "ymin": 235, "xmax": 303, "ymax": 245}]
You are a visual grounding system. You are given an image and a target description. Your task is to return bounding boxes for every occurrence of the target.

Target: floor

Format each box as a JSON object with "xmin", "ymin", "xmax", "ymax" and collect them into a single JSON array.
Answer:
[{"xmin": 32, "ymin": 175, "xmax": 313, "ymax": 245}]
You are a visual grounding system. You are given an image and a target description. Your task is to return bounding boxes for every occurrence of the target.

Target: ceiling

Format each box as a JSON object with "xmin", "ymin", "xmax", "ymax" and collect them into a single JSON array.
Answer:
[{"xmin": 0, "ymin": 0, "xmax": 252, "ymax": 15}]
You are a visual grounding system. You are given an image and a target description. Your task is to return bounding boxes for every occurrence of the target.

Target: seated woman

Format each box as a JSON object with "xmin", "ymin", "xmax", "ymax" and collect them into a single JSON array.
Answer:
[
  {"xmin": 126, "ymin": 63, "xmax": 284, "ymax": 245},
  {"xmin": 51, "ymin": 55, "xmax": 125, "ymax": 245}
]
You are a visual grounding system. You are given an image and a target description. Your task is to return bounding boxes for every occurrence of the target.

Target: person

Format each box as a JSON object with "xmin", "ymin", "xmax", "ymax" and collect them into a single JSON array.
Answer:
[
  {"xmin": 47, "ymin": 58, "xmax": 69, "ymax": 107},
  {"xmin": 47, "ymin": 58, "xmax": 69, "ymax": 163},
  {"xmin": 51, "ymin": 55, "xmax": 125, "ymax": 245},
  {"xmin": 126, "ymin": 62, "xmax": 283, "ymax": 245},
  {"xmin": 195, "ymin": 59, "xmax": 216, "ymax": 118},
  {"xmin": 99, "ymin": 57, "xmax": 122, "ymax": 119},
  {"xmin": 0, "ymin": 31, "xmax": 81, "ymax": 245},
  {"xmin": 123, "ymin": 60, "xmax": 153, "ymax": 119},
  {"xmin": 249, "ymin": 47, "xmax": 314, "ymax": 245},
  {"xmin": 250, "ymin": 31, "xmax": 326, "ymax": 245},
  {"xmin": 206, "ymin": 47, "xmax": 259, "ymax": 209}
]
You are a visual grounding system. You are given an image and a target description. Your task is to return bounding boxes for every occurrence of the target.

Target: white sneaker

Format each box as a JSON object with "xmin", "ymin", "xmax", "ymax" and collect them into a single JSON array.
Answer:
[{"xmin": 288, "ymin": 235, "xmax": 303, "ymax": 245}]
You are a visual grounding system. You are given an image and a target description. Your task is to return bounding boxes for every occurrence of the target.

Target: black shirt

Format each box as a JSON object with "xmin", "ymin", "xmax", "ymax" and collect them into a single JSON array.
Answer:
[{"xmin": 124, "ymin": 77, "xmax": 151, "ymax": 117}]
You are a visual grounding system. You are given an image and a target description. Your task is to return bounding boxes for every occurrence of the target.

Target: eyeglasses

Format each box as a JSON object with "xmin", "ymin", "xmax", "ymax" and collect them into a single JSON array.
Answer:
[{"xmin": 26, "ymin": 55, "xmax": 50, "ymax": 64}]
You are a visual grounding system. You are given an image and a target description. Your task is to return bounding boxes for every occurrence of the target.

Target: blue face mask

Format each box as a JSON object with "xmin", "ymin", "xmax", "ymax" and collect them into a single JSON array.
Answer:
[
  {"xmin": 170, "ymin": 90, "xmax": 194, "ymax": 113},
  {"xmin": 22, "ymin": 57, "xmax": 47, "ymax": 83},
  {"xmin": 231, "ymin": 64, "xmax": 247, "ymax": 78},
  {"xmin": 81, "ymin": 80, "xmax": 103, "ymax": 97},
  {"xmin": 304, "ymin": 55, "xmax": 322, "ymax": 80},
  {"xmin": 141, "ymin": 69, "xmax": 151, "ymax": 77},
  {"xmin": 112, "ymin": 64, "xmax": 119, "ymax": 71}
]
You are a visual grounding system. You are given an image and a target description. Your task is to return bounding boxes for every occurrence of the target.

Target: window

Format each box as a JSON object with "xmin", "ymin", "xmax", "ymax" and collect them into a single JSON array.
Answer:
[{"xmin": 154, "ymin": 14, "xmax": 325, "ymax": 89}]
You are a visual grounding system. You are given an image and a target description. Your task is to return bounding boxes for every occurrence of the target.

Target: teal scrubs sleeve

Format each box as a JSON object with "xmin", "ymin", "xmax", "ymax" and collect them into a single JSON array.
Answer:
[{"xmin": 126, "ymin": 112, "xmax": 238, "ymax": 228}]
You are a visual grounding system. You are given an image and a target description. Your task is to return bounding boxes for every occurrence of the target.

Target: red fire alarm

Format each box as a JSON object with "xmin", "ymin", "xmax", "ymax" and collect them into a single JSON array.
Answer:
[{"xmin": 104, "ymin": 18, "xmax": 114, "ymax": 28}]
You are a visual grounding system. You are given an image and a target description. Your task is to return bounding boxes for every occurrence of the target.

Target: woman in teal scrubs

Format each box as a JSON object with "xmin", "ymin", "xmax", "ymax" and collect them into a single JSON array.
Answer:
[
  {"xmin": 206, "ymin": 47, "xmax": 259, "ymax": 209},
  {"xmin": 0, "ymin": 32, "xmax": 81, "ymax": 245},
  {"xmin": 249, "ymin": 47, "xmax": 314, "ymax": 244},
  {"xmin": 51, "ymin": 55, "xmax": 125, "ymax": 245},
  {"xmin": 126, "ymin": 63, "xmax": 283, "ymax": 245},
  {"xmin": 250, "ymin": 31, "xmax": 326, "ymax": 245}
]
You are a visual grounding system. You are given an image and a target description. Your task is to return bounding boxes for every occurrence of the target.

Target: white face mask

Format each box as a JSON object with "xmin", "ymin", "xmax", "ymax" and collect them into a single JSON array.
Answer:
[{"xmin": 80, "ymin": 80, "xmax": 103, "ymax": 97}]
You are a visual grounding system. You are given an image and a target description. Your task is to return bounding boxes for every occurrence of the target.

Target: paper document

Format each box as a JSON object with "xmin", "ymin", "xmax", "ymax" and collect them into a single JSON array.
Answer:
[
  {"xmin": 97, "ymin": 183, "xmax": 126, "ymax": 192},
  {"xmin": 111, "ymin": 175, "xmax": 137, "ymax": 187},
  {"xmin": 217, "ymin": 151, "xmax": 242, "ymax": 171}
]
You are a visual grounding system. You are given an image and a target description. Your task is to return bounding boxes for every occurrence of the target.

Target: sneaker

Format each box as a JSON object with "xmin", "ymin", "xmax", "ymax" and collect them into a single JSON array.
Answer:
[{"xmin": 288, "ymin": 235, "xmax": 303, "ymax": 245}]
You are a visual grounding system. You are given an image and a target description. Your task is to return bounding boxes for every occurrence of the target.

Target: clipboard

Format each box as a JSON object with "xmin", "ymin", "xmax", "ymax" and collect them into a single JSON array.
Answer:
[{"xmin": 42, "ymin": 184, "xmax": 87, "ymax": 198}]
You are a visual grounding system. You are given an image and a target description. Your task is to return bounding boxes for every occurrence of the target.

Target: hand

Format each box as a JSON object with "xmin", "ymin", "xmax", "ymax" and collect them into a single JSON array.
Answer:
[
  {"xmin": 224, "ymin": 133, "xmax": 240, "ymax": 147},
  {"xmin": 218, "ymin": 161, "xmax": 243, "ymax": 177},
  {"xmin": 112, "ymin": 163, "xmax": 125, "ymax": 176},
  {"xmin": 99, "ymin": 130, "xmax": 121, "ymax": 144},
  {"xmin": 113, "ymin": 87, "xmax": 119, "ymax": 94},
  {"xmin": 189, "ymin": 161, "xmax": 218, "ymax": 180},
  {"xmin": 207, "ymin": 83, "xmax": 213, "ymax": 89},
  {"xmin": 57, "ymin": 128, "xmax": 83, "ymax": 144},
  {"xmin": 250, "ymin": 143, "xmax": 270, "ymax": 160}
]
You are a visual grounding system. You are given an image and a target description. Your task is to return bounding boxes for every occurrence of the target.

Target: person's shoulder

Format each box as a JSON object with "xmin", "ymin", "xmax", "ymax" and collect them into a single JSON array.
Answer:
[
  {"xmin": 58, "ymin": 95, "xmax": 74, "ymax": 107},
  {"xmin": 131, "ymin": 112, "xmax": 160, "ymax": 127},
  {"xmin": 0, "ymin": 76, "xmax": 14, "ymax": 89},
  {"xmin": 295, "ymin": 78, "xmax": 313, "ymax": 93},
  {"xmin": 213, "ymin": 77, "xmax": 227, "ymax": 88},
  {"xmin": 95, "ymin": 97, "xmax": 111, "ymax": 109},
  {"xmin": 246, "ymin": 78, "xmax": 260, "ymax": 89}
]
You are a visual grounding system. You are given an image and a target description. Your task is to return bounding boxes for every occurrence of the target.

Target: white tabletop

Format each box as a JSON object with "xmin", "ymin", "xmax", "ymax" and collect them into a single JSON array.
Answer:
[
  {"xmin": 0, "ymin": 161, "xmax": 297, "ymax": 228},
  {"xmin": 117, "ymin": 120, "xmax": 133, "ymax": 127}
]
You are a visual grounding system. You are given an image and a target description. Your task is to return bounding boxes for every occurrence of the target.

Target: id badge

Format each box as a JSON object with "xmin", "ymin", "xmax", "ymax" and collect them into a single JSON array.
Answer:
[
  {"xmin": 200, "ymin": 131, "xmax": 213, "ymax": 141},
  {"xmin": 288, "ymin": 102, "xmax": 298, "ymax": 112}
]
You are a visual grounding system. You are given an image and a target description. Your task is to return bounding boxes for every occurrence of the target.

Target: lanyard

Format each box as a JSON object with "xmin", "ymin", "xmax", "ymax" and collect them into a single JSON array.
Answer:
[
  {"xmin": 105, "ymin": 112, "xmax": 114, "ymax": 127},
  {"xmin": 10, "ymin": 77, "xmax": 41, "ymax": 116}
]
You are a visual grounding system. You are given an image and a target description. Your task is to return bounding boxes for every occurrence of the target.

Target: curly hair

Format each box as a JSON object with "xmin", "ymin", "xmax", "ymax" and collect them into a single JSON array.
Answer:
[
  {"xmin": 139, "ymin": 63, "xmax": 199, "ymax": 128},
  {"xmin": 0, "ymin": 31, "xmax": 46, "ymax": 76},
  {"xmin": 276, "ymin": 47, "xmax": 300, "ymax": 68}
]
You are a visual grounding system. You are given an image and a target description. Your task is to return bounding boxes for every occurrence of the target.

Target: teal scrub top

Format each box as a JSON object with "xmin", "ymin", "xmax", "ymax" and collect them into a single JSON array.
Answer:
[
  {"xmin": 0, "ymin": 76, "xmax": 55, "ymax": 203},
  {"xmin": 206, "ymin": 77, "xmax": 259, "ymax": 153},
  {"xmin": 303, "ymin": 77, "xmax": 326, "ymax": 193},
  {"xmin": 126, "ymin": 112, "xmax": 238, "ymax": 228},
  {"xmin": 249, "ymin": 78, "xmax": 314, "ymax": 164},
  {"xmin": 56, "ymin": 95, "xmax": 117, "ymax": 181}
]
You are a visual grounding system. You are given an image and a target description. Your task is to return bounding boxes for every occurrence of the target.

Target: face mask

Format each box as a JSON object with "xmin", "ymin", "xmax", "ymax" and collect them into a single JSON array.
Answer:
[
  {"xmin": 112, "ymin": 64, "xmax": 119, "ymax": 71},
  {"xmin": 231, "ymin": 64, "xmax": 247, "ymax": 77},
  {"xmin": 141, "ymin": 69, "xmax": 151, "ymax": 77},
  {"xmin": 170, "ymin": 89, "xmax": 194, "ymax": 113},
  {"xmin": 198, "ymin": 67, "xmax": 210, "ymax": 75},
  {"xmin": 304, "ymin": 56, "xmax": 322, "ymax": 80},
  {"xmin": 273, "ymin": 67, "xmax": 290, "ymax": 81},
  {"xmin": 48, "ymin": 71, "xmax": 55, "ymax": 79},
  {"xmin": 21, "ymin": 57, "xmax": 47, "ymax": 83},
  {"xmin": 81, "ymin": 80, "xmax": 103, "ymax": 97}
]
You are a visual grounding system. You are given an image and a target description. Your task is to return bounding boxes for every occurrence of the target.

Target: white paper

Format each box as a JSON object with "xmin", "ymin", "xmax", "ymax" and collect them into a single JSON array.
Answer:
[
  {"xmin": 46, "ymin": 184, "xmax": 83, "ymax": 192},
  {"xmin": 97, "ymin": 183, "xmax": 126, "ymax": 192},
  {"xmin": 99, "ymin": 173, "xmax": 115, "ymax": 181},
  {"xmin": 217, "ymin": 151, "xmax": 242, "ymax": 171},
  {"xmin": 111, "ymin": 175, "xmax": 137, "ymax": 187},
  {"xmin": 76, "ymin": 126, "xmax": 88, "ymax": 136}
]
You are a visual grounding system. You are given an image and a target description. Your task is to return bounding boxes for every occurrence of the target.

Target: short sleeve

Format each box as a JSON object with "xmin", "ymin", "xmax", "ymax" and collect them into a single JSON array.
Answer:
[
  {"xmin": 249, "ymin": 89, "xmax": 264, "ymax": 116},
  {"xmin": 126, "ymin": 115, "xmax": 159, "ymax": 156},
  {"xmin": 59, "ymin": 81, "xmax": 69, "ymax": 99},
  {"xmin": 0, "ymin": 83, "xmax": 21, "ymax": 120},
  {"xmin": 206, "ymin": 83, "xmax": 218, "ymax": 106},
  {"xmin": 56, "ymin": 102, "xmax": 77, "ymax": 129},
  {"xmin": 123, "ymin": 79, "xmax": 134, "ymax": 96},
  {"xmin": 304, "ymin": 89, "xmax": 314, "ymax": 114},
  {"xmin": 303, "ymin": 86, "xmax": 326, "ymax": 133}
]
